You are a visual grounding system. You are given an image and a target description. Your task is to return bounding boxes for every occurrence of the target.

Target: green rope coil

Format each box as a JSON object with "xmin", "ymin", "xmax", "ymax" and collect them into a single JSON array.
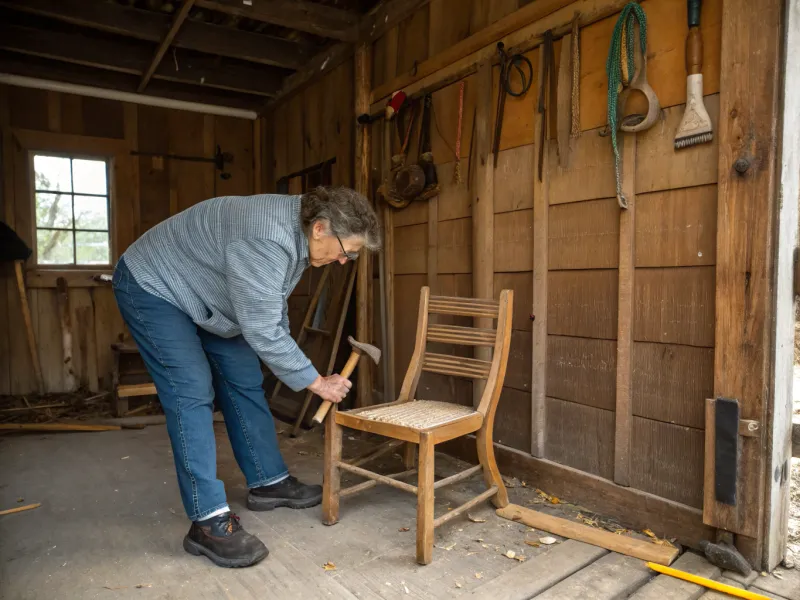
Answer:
[{"xmin": 606, "ymin": 3, "xmax": 647, "ymax": 208}]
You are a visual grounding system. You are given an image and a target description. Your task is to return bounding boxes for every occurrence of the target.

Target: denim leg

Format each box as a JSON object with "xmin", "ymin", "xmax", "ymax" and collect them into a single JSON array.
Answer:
[
  {"xmin": 112, "ymin": 258, "xmax": 228, "ymax": 521},
  {"xmin": 198, "ymin": 329, "xmax": 289, "ymax": 488}
]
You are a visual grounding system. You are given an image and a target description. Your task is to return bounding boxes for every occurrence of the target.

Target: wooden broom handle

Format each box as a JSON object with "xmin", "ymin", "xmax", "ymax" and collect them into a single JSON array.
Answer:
[
  {"xmin": 311, "ymin": 350, "xmax": 361, "ymax": 425},
  {"xmin": 686, "ymin": 0, "xmax": 703, "ymax": 75}
]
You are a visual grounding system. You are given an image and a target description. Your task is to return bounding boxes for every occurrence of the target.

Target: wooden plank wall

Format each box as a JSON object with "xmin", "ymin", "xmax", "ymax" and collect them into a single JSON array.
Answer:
[
  {"xmin": 373, "ymin": 0, "xmax": 722, "ymax": 511},
  {"xmin": 0, "ymin": 84, "xmax": 254, "ymax": 395}
]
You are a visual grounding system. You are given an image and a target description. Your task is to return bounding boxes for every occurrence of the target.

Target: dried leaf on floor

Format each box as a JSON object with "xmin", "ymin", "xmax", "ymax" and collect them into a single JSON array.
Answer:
[
  {"xmin": 550, "ymin": 497, "xmax": 560, "ymax": 505},
  {"xmin": 577, "ymin": 513, "xmax": 599, "ymax": 527},
  {"xmin": 436, "ymin": 542, "xmax": 456, "ymax": 551},
  {"xmin": 323, "ymin": 562, "xmax": 336, "ymax": 571},
  {"xmin": 504, "ymin": 550, "xmax": 516, "ymax": 559},
  {"xmin": 642, "ymin": 528, "xmax": 675, "ymax": 547},
  {"xmin": 539, "ymin": 536, "xmax": 557, "ymax": 545},
  {"xmin": 773, "ymin": 571, "xmax": 784, "ymax": 579},
  {"xmin": 135, "ymin": 584, "xmax": 152, "ymax": 589},
  {"xmin": 297, "ymin": 450, "xmax": 309, "ymax": 456},
  {"xmin": 467, "ymin": 514, "xmax": 487, "ymax": 523},
  {"xmin": 455, "ymin": 581, "xmax": 463, "ymax": 589},
  {"xmin": 524, "ymin": 540, "xmax": 541, "ymax": 548},
  {"xmin": 475, "ymin": 572, "xmax": 483, "ymax": 579},
  {"xmin": 398, "ymin": 527, "xmax": 410, "ymax": 532},
  {"xmin": 16, "ymin": 498, "xmax": 23, "ymax": 503}
]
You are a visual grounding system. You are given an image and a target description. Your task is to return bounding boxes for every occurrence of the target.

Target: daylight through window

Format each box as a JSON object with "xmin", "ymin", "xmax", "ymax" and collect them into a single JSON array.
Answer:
[{"xmin": 33, "ymin": 154, "xmax": 110, "ymax": 266}]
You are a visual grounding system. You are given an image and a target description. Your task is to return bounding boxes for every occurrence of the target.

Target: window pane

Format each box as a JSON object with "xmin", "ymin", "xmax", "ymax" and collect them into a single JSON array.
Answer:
[
  {"xmin": 72, "ymin": 159, "xmax": 107, "ymax": 195},
  {"xmin": 37, "ymin": 229, "xmax": 74, "ymax": 265},
  {"xmin": 74, "ymin": 195, "xmax": 108, "ymax": 230},
  {"xmin": 34, "ymin": 155, "xmax": 72, "ymax": 192},
  {"xmin": 76, "ymin": 231, "xmax": 110, "ymax": 265},
  {"xmin": 35, "ymin": 193, "xmax": 73, "ymax": 228}
]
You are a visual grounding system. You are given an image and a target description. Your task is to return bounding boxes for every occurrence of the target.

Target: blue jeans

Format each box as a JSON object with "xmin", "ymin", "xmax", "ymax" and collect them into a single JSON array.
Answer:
[{"xmin": 112, "ymin": 257, "xmax": 289, "ymax": 521}]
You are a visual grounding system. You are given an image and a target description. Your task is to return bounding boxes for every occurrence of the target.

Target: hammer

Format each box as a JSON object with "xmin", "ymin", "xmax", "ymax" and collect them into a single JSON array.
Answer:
[{"xmin": 311, "ymin": 336, "xmax": 381, "ymax": 425}]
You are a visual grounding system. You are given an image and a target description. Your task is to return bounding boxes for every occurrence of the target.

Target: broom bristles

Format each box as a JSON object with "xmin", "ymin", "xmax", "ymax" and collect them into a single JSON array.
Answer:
[{"xmin": 674, "ymin": 131, "xmax": 713, "ymax": 149}]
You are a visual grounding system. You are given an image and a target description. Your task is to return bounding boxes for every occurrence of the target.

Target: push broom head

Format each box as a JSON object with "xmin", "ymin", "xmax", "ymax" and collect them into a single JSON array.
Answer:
[{"xmin": 674, "ymin": 73, "xmax": 713, "ymax": 149}]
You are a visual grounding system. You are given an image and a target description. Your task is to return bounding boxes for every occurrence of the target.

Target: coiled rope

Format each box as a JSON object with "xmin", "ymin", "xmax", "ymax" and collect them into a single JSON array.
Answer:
[{"xmin": 605, "ymin": 3, "xmax": 647, "ymax": 208}]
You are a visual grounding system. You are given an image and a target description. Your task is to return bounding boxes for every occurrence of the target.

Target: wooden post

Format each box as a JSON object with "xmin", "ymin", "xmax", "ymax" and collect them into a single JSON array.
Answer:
[
  {"xmin": 354, "ymin": 43, "xmax": 373, "ymax": 408},
  {"xmin": 382, "ymin": 119, "xmax": 397, "ymax": 401},
  {"xmin": 531, "ymin": 47, "xmax": 549, "ymax": 458},
  {"xmin": 55, "ymin": 276, "xmax": 76, "ymax": 392},
  {"xmin": 471, "ymin": 61, "xmax": 494, "ymax": 408},
  {"xmin": 709, "ymin": 0, "xmax": 784, "ymax": 569},
  {"xmin": 613, "ymin": 134, "xmax": 635, "ymax": 486},
  {"xmin": 764, "ymin": 0, "xmax": 800, "ymax": 570},
  {"xmin": 13, "ymin": 262, "xmax": 44, "ymax": 394}
]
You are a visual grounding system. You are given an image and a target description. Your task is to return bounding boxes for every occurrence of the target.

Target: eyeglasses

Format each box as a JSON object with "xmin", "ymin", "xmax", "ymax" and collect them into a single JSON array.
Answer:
[{"xmin": 336, "ymin": 235, "xmax": 359, "ymax": 261}]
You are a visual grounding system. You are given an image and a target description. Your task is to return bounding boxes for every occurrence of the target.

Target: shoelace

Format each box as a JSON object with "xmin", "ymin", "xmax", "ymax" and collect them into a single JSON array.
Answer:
[{"xmin": 225, "ymin": 513, "xmax": 241, "ymax": 535}]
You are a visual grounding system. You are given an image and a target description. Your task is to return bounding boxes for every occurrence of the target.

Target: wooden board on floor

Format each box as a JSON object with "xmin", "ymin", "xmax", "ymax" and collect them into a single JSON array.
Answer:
[
  {"xmin": 545, "ymin": 396, "xmax": 615, "ymax": 480},
  {"xmin": 629, "ymin": 551, "xmax": 721, "ymax": 600},
  {"xmin": 533, "ymin": 552, "xmax": 653, "ymax": 599},
  {"xmin": 633, "ymin": 267, "xmax": 715, "ymax": 347},
  {"xmin": 467, "ymin": 540, "xmax": 608, "ymax": 600}
]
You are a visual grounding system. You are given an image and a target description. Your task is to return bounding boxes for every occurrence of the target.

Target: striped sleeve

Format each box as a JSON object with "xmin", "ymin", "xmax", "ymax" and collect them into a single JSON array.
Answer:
[{"xmin": 224, "ymin": 239, "xmax": 319, "ymax": 391}]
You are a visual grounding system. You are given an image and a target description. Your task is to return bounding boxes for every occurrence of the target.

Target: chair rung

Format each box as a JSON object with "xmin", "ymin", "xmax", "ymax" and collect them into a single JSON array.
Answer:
[
  {"xmin": 423, "ymin": 353, "xmax": 492, "ymax": 379},
  {"xmin": 337, "ymin": 461, "xmax": 418, "ymax": 494},
  {"xmin": 433, "ymin": 486, "xmax": 498, "ymax": 529},
  {"xmin": 433, "ymin": 465, "xmax": 482, "ymax": 490},
  {"xmin": 347, "ymin": 439, "xmax": 405, "ymax": 469},
  {"xmin": 427, "ymin": 324, "xmax": 496, "ymax": 346},
  {"xmin": 340, "ymin": 469, "xmax": 417, "ymax": 498},
  {"xmin": 428, "ymin": 296, "xmax": 499, "ymax": 318}
]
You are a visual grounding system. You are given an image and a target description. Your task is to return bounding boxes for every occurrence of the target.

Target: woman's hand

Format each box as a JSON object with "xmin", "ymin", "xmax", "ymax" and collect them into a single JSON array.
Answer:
[{"xmin": 308, "ymin": 374, "xmax": 352, "ymax": 404}]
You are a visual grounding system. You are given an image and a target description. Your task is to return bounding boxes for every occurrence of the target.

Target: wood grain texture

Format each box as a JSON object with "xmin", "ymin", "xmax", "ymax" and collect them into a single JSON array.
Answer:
[
  {"xmin": 635, "ymin": 95, "xmax": 720, "ymax": 194},
  {"xmin": 494, "ymin": 272, "xmax": 532, "ymax": 332},
  {"xmin": 494, "ymin": 387, "xmax": 532, "ymax": 452},
  {"xmin": 547, "ymin": 335, "xmax": 616, "ymax": 411},
  {"xmin": 504, "ymin": 330, "xmax": 532, "ymax": 393},
  {"xmin": 614, "ymin": 134, "xmax": 635, "ymax": 486},
  {"xmin": 437, "ymin": 217, "xmax": 472, "ymax": 273},
  {"xmin": 634, "ymin": 267, "xmax": 715, "ymax": 347},
  {"xmin": 437, "ymin": 160, "xmax": 472, "ymax": 220},
  {"xmin": 635, "ymin": 185, "xmax": 717, "ymax": 267},
  {"xmin": 548, "ymin": 199, "xmax": 620, "ymax": 270},
  {"xmin": 494, "ymin": 144, "xmax": 535, "ymax": 213},
  {"xmin": 631, "ymin": 416, "xmax": 704, "ymax": 509},
  {"xmin": 547, "ymin": 270, "xmax": 618, "ymax": 340},
  {"xmin": 70, "ymin": 288, "xmax": 99, "ymax": 392},
  {"xmin": 428, "ymin": 0, "xmax": 472, "ymax": 56},
  {"xmin": 545, "ymin": 396, "xmax": 615, "ymax": 480},
  {"xmin": 394, "ymin": 224, "xmax": 428, "ymax": 275},
  {"xmin": 579, "ymin": 0, "xmax": 721, "ymax": 132},
  {"xmin": 632, "ymin": 342, "xmax": 714, "ymax": 430},
  {"xmin": 494, "ymin": 209, "xmax": 533, "ymax": 272},
  {"xmin": 549, "ymin": 127, "xmax": 616, "ymax": 204},
  {"xmin": 397, "ymin": 7, "xmax": 430, "ymax": 76}
]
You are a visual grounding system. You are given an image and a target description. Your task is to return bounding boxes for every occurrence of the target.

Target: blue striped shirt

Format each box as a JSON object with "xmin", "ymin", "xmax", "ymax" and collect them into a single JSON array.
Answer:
[{"xmin": 122, "ymin": 194, "xmax": 319, "ymax": 392}]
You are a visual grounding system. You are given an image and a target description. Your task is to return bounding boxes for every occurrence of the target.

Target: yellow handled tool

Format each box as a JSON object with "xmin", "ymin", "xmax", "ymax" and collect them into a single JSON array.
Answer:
[{"xmin": 646, "ymin": 562, "xmax": 770, "ymax": 600}]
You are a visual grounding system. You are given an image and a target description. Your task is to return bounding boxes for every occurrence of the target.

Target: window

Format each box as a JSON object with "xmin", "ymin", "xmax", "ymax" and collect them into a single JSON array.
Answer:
[{"xmin": 33, "ymin": 154, "xmax": 111, "ymax": 266}]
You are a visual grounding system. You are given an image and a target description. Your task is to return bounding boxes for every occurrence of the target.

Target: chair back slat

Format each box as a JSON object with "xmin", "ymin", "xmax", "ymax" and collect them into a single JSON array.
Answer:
[
  {"xmin": 422, "ymin": 352, "xmax": 492, "ymax": 379},
  {"xmin": 426, "ymin": 324, "xmax": 496, "ymax": 346},
  {"xmin": 428, "ymin": 295, "xmax": 499, "ymax": 318}
]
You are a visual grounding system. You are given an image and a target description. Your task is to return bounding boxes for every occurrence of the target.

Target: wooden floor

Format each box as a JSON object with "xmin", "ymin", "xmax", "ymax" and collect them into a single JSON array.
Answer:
[{"xmin": 0, "ymin": 420, "xmax": 797, "ymax": 600}]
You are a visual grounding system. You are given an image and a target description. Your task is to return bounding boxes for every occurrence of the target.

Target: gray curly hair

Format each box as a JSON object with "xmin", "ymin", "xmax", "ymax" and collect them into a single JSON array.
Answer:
[{"xmin": 300, "ymin": 186, "xmax": 382, "ymax": 252}]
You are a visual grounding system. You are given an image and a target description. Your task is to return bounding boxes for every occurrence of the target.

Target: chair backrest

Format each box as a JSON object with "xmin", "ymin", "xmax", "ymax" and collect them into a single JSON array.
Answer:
[{"xmin": 397, "ymin": 286, "xmax": 514, "ymax": 417}]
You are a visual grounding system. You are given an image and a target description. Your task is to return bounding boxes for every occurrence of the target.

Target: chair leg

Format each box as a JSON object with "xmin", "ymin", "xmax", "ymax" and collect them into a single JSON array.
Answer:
[
  {"xmin": 416, "ymin": 432, "xmax": 435, "ymax": 565},
  {"xmin": 476, "ymin": 426, "xmax": 509, "ymax": 508},
  {"xmin": 322, "ymin": 412, "xmax": 342, "ymax": 525},
  {"xmin": 403, "ymin": 442, "xmax": 417, "ymax": 469}
]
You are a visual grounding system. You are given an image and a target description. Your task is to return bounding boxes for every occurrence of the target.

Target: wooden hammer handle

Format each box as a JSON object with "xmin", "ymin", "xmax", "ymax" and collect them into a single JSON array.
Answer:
[{"xmin": 311, "ymin": 350, "xmax": 360, "ymax": 425}]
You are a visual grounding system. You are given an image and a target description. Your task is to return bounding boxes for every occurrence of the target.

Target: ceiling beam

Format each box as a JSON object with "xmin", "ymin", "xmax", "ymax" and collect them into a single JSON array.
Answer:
[
  {"xmin": 0, "ymin": 0, "xmax": 312, "ymax": 69},
  {"xmin": 0, "ymin": 51, "xmax": 263, "ymax": 111},
  {"xmin": 195, "ymin": 0, "xmax": 359, "ymax": 42},
  {"xmin": 138, "ymin": 0, "xmax": 196, "ymax": 92},
  {"xmin": 0, "ymin": 24, "xmax": 282, "ymax": 96}
]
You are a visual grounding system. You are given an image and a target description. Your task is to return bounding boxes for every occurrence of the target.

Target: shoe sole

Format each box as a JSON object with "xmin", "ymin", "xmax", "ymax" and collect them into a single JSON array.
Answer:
[
  {"xmin": 183, "ymin": 536, "xmax": 269, "ymax": 568},
  {"xmin": 246, "ymin": 493, "xmax": 322, "ymax": 512}
]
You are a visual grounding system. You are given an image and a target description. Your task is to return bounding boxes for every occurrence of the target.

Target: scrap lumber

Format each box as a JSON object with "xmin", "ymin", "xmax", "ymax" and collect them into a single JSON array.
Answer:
[
  {"xmin": 0, "ymin": 503, "xmax": 41, "ymax": 516},
  {"xmin": 0, "ymin": 423, "xmax": 122, "ymax": 432},
  {"xmin": 497, "ymin": 503, "xmax": 679, "ymax": 566}
]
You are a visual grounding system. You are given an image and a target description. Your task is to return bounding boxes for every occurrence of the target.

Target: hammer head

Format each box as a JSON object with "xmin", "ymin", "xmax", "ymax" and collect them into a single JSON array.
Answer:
[{"xmin": 348, "ymin": 336, "xmax": 381, "ymax": 365}]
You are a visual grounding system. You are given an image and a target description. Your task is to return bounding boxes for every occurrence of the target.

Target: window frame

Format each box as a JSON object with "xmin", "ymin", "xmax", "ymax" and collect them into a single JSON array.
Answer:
[{"xmin": 28, "ymin": 149, "xmax": 116, "ymax": 271}]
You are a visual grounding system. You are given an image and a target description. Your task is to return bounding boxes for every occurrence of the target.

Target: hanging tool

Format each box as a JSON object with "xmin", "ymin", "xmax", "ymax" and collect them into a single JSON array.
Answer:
[
  {"xmin": 453, "ymin": 81, "xmax": 466, "ymax": 184},
  {"xmin": 131, "ymin": 145, "xmax": 233, "ymax": 180},
  {"xmin": 570, "ymin": 14, "xmax": 582, "ymax": 139},
  {"xmin": 674, "ymin": 0, "xmax": 713, "ymax": 149},
  {"xmin": 311, "ymin": 336, "xmax": 382, "ymax": 425},
  {"xmin": 492, "ymin": 42, "xmax": 534, "ymax": 167},
  {"xmin": 605, "ymin": 3, "xmax": 660, "ymax": 208}
]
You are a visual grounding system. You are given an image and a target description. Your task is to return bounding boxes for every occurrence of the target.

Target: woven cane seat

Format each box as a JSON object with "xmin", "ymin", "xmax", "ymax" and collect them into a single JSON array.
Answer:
[{"xmin": 351, "ymin": 400, "xmax": 476, "ymax": 430}]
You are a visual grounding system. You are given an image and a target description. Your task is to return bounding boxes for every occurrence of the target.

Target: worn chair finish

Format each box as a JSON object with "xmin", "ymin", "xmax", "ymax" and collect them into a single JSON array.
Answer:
[{"xmin": 322, "ymin": 286, "xmax": 514, "ymax": 564}]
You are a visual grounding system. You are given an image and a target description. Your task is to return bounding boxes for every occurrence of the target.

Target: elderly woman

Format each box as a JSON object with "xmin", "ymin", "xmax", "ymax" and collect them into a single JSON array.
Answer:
[{"xmin": 113, "ymin": 187, "xmax": 380, "ymax": 568}]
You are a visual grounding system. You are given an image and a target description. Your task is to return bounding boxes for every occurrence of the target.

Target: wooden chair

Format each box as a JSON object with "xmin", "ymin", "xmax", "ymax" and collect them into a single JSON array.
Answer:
[{"xmin": 322, "ymin": 286, "xmax": 514, "ymax": 564}]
